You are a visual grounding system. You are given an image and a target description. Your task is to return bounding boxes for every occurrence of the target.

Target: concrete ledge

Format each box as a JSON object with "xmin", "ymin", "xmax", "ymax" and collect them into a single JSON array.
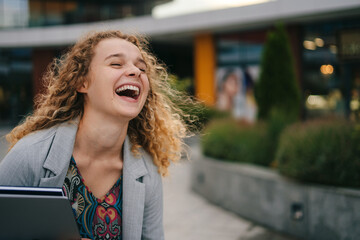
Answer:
[{"xmin": 191, "ymin": 154, "xmax": 360, "ymax": 240}]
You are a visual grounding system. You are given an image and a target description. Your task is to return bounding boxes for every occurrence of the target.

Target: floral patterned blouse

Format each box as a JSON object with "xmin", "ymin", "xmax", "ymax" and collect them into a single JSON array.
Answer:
[{"xmin": 62, "ymin": 156, "xmax": 123, "ymax": 240}]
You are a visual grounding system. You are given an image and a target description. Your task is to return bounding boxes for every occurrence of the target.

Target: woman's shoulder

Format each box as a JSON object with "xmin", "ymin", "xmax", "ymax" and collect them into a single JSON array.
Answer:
[
  {"xmin": 0, "ymin": 125, "xmax": 60, "ymax": 186},
  {"xmin": 0, "ymin": 122, "xmax": 78, "ymax": 186},
  {"xmin": 14, "ymin": 125, "xmax": 59, "ymax": 150},
  {"xmin": 10, "ymin": 120, "xmax": 78, "ymax": 154},
  {"xmin": 3, "ymin": 125, "xmax": 60, "ymax": 164}
]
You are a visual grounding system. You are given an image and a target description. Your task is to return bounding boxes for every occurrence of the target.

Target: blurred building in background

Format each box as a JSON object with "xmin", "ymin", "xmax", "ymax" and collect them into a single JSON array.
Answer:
[{"xmin": 0, "ymin": 0, "xmax": 360, "ymax": 124}]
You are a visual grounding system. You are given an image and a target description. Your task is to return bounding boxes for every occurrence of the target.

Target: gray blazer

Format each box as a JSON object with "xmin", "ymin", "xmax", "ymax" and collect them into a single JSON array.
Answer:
[{"xmin": 0, "ymin": 120, "xmax": 164, "ymax": 240}]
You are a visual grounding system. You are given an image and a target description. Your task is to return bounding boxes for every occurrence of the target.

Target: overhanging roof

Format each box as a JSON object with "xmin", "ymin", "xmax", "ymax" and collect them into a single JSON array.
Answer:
[{"xmin": 0, "ymin": 0, "xmax": 359, "ymax": 48}]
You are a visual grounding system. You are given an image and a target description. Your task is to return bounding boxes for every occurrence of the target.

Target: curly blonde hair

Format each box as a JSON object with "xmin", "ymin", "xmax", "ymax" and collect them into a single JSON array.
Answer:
[{"xmin": 6, "ymin": 30, "xmax": 192, "ymax": 176}]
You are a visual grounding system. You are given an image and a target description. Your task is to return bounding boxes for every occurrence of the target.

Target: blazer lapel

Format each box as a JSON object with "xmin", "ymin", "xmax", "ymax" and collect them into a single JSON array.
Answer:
[
  {"xmin": 122, "ymin": 136, "xmax": 148, "ymax": 240},
  {"xmin": 39, "ymin": 120, "xmax": 78, "ymax": 187},
  {"xmin": 38, "ymin": 121, "xmax": 148, "ymax": 239}
]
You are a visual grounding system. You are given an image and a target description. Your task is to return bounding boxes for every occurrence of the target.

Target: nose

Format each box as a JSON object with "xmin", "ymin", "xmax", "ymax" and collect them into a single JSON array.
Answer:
[{"xmin": 126, "ymin": 64, "xmax": 141, "ymax": 78}]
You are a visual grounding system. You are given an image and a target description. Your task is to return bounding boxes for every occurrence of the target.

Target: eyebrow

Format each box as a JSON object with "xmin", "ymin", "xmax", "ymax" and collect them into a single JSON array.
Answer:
[
  {"xmin": 104, "ymin": 53, "xmax": 124, "ymax": 60},
  {"xmin": 105, "ymin": 53, "xmax": 147, "ymax": 66}
]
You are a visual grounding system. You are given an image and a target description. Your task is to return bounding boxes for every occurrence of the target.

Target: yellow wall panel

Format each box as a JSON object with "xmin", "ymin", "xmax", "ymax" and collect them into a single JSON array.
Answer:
[{"xmin": 194, "ymin": 34, "xmax": 216, "ymax": 105}]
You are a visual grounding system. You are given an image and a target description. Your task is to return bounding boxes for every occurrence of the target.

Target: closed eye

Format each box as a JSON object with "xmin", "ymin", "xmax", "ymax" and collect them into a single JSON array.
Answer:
[
  {"xmin": 111, "ymin": 63, "xmax": 122, "ymax": 66},
  {"xmin": 137, "ymin": 63, "xmax": 147, "ymax": 73}
]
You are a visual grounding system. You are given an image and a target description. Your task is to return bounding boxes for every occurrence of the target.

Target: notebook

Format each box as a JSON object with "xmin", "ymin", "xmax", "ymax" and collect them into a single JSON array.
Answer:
[{"xmin": 0, "ymin": 186, "xmax": 80, "ymax": 240}]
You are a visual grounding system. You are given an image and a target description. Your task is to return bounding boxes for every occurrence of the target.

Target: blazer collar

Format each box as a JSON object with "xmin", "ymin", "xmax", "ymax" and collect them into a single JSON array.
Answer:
[
  {"xmin": 40, "ymin": 120, "xmax": 150, "ymax": 239},
  {"xmin": 40, "ymin": 120, "xmax": 79, "ymax": 187},
  {"xmin": 41, "ymin": 119, "xmax": 149, "ymax": 185},
  {"xmin": 123, "ymin": 135, "xmax": 148, "ymax": 179},
  {"xmin": 122, "ymin": 136, "xmax": 149, "ymax": 240},
  {"xmin": 42, "ymin": 120, "xmax": 78, "ymax": 175}
]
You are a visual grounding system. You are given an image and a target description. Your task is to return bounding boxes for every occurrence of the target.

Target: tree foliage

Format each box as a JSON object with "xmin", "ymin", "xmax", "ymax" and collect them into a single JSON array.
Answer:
[{"xmin": 255, "ymin": 23, "xmax": 301, "ymax": 120}]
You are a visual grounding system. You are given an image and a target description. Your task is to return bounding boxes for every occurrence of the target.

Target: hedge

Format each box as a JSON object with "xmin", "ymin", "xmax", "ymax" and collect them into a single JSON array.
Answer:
[
  {"xmin": 201, "ymin": 108, "xmax": 294, "ymax": 166},
  {"xmin": 202, "ymin": 119, "xmax": 270, "ymax": 166},
  {"xmin": 276, "ymin": 120, "xmax": 360, "ymax": 188}
]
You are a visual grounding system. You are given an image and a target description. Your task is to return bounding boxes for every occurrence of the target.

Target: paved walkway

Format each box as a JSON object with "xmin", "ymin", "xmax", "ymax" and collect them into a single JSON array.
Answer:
[
  {"xmin": 163, "ymin": 139, "xmax": 297, "ymax": 240},
  {"xmin": 0, "ymin": 129, "xmax": 296, "ymax": 240}
]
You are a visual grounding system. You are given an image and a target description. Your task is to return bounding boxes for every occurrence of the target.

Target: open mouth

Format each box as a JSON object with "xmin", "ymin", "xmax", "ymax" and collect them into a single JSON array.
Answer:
[{"xmin": 115, "ymin": 85, "xmax": 140, "ymax": 100}]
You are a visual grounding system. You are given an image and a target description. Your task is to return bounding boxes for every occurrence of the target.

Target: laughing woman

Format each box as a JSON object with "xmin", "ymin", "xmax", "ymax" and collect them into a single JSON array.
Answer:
[{"xmin": 0, "ymin": 30, "xmax": 190, "ymax": 240}]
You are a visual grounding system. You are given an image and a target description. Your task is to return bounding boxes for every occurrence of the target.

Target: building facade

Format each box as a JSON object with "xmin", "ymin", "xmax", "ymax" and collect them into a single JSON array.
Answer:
[{"xmin": 0, "ymin": 0, "xmax": 359, "ymax": 124}]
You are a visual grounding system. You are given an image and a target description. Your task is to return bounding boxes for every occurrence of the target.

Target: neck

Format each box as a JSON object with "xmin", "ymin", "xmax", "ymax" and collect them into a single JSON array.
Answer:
[{"xmin": 74, "ymin": 110, "xmax": 129, "ymax": 161}]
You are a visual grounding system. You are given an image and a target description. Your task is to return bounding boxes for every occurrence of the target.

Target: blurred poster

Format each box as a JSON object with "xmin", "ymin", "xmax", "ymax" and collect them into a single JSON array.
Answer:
[{"xmin": 216, "ymin": 66, "xmax": 259, "ymax": 123}]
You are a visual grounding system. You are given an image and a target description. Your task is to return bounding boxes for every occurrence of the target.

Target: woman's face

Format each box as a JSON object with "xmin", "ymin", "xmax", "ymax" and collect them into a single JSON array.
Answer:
[
  {"xmin": 224, "ymin": 74, "xmax": 238, "ymax": 96},
  {"xmin": 78, "ymin": 38, "xmax": 150, "ymax": 122}
]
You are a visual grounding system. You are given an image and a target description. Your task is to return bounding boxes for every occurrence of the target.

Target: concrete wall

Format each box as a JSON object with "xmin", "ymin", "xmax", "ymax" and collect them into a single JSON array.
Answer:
[{"xmin": 191, "ymin": 155, "xmax": 360, "ymax": 240}]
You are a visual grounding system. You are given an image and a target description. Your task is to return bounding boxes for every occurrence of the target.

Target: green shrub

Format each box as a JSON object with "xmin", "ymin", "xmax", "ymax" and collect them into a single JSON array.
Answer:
[
  {"xmin": 265, "ymin": 109, "xmax": 297, "ymax": 166},
  {"xmin": 201, "ymin": 109, "xmax": 297, "ymax": 167},
  {"xmin": 276, "ymin": 120, "xmax": 360, "ymax": 188},
  {"xmin": 255, "ymin": 23, "xmax": 301, "ymax": 121},
  {"xmin": 202, "ymin": 119, "xmax": 270, "ymax": 166}
]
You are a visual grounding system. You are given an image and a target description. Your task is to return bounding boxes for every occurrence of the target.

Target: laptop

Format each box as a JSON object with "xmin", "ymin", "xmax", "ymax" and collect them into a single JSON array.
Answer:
[{"xmin": 0, "ymin": 186, "xmax": 80, "ymax": 240}]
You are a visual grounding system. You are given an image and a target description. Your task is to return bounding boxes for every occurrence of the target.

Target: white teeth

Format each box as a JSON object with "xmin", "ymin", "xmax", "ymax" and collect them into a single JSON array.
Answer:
[{"xmin": 115, "ymin": 85, "xmax": 140, "ymax": 95}]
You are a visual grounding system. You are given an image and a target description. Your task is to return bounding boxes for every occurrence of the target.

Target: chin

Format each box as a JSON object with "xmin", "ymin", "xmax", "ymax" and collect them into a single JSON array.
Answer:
[{"xmin": 117, "ymin": 110, "xmax": 142, "ymax": 121}]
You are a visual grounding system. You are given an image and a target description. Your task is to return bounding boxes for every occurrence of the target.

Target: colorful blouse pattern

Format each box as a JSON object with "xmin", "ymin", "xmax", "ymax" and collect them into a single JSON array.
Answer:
[{"xmin": 62, "ymin": 157, "xmax": 123, "ymax": 240}]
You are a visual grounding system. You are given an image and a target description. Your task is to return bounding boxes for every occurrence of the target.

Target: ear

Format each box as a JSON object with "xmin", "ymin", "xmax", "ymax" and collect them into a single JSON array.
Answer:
[{"xmin": 77, "ymin": 79, "xmax": 89, "ymax": 93}]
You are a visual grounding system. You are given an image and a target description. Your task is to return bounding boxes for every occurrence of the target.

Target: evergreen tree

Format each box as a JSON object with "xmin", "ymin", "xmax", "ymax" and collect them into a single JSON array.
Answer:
[{"xmin": 255, "ymin": 23, "xmax": 301, "ymax": 120}]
